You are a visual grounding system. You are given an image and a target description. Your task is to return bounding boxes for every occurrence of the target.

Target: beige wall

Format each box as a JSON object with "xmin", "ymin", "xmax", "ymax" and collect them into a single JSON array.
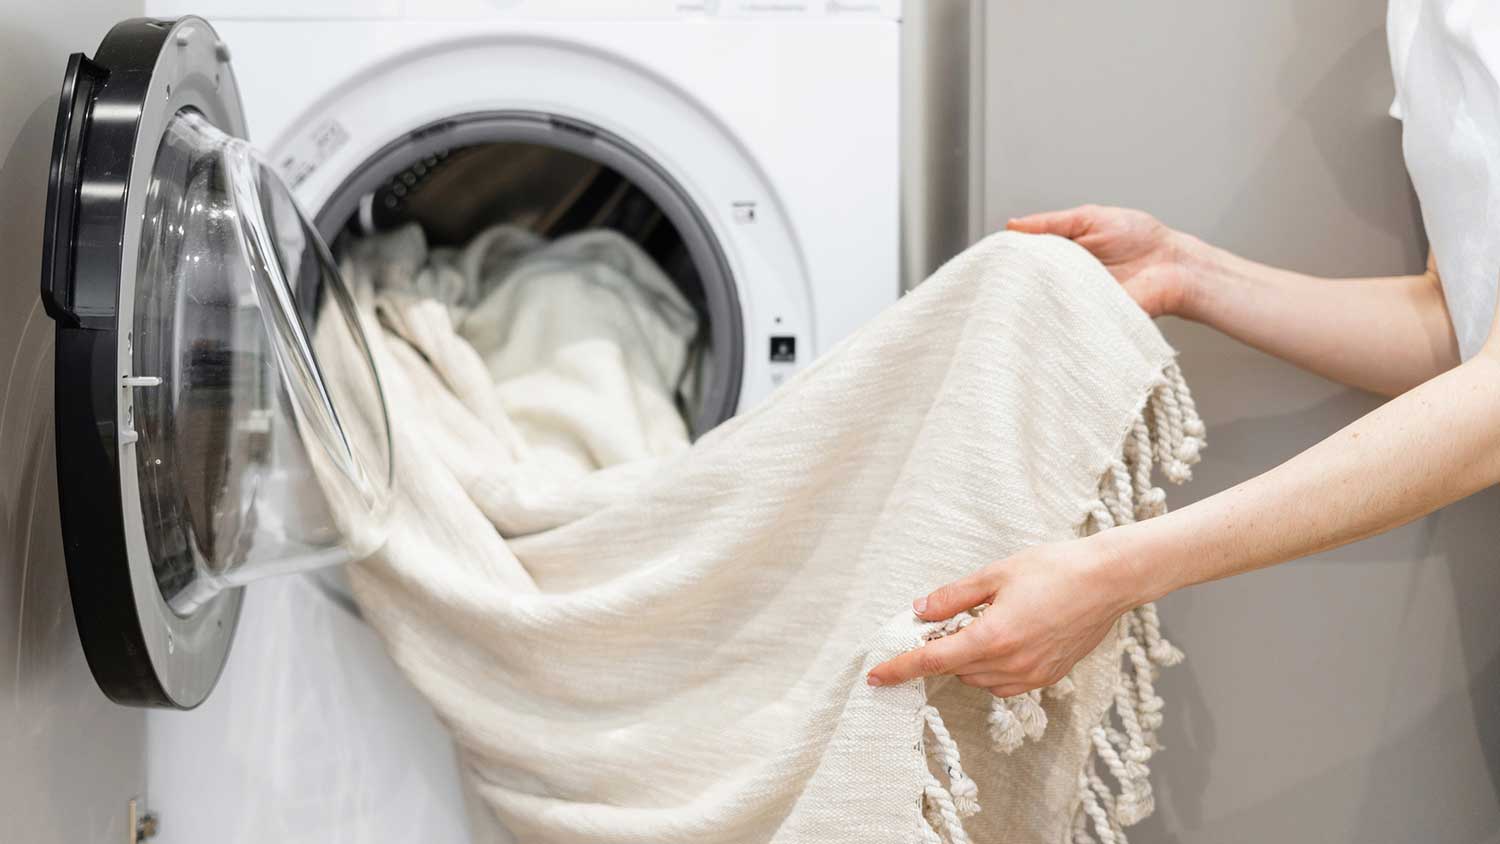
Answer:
[
  {"xmin": 982, "ymin": 1, "xmax": 1500, "ymax": 841},
  {"xmin": 0, "ymin": 3, "xmax": 147, "ymax": 841}
]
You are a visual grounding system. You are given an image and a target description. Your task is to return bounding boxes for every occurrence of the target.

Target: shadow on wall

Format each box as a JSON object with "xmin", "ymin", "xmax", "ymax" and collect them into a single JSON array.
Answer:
[
  {"xmin": 959, "ymin": 2, "xmax": 1500, "ymax": 840},
  {"xmin": 0, "ymin": 96, "xmax": 145, "ymax": 840},
  {"xmin": 1158, "ymin": 6, "xmax": 1500, "ymax": 839},
  {"xmin": 1213, "ymin": 7, "xmax": 1421, "ymax": 273},
  {"xmin": 1143, "ymin": 361, "xmax": 1500, "ymax": 843},
  {"xmin": 1282, "ymin": 24, "xmax": 1428, "ymax": 245},
  {"xmin": 1389, "ymin": 488, "xmax": 1500, "ymax": 842}
]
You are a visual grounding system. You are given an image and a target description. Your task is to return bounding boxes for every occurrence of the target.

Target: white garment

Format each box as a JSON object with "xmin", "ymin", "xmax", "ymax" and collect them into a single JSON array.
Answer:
[
  {"xmin": 1388, "ymin": 0, "xmax": 1500, "ymax": 360},
  {"xmin": 347, "ymin": 224, "xmax": 700, "ymax": 475},
  {"xmin": 319, "ymin": 231, "xmax": 1204, "ymax": 843}
]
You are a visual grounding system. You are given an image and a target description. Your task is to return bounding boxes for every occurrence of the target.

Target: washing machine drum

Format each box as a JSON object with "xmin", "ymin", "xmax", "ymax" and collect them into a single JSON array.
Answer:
[{"xmin": 41, "ymin": 17, "xmax": 393, "ymax": 708}]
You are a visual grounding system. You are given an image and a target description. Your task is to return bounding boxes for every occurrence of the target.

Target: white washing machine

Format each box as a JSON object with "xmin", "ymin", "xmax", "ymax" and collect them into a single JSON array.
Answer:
[
  {"xmin": 172, "ymin": 0, "xmax": 906, "ymax": 414},
  {"xmin": 37, "ymin": 3, "xmax": 976, "ymax": 841}
]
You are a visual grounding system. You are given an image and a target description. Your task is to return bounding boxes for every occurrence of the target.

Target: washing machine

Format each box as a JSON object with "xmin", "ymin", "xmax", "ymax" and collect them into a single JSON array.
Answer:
[{"xmin": 39, "ymin": 3, "xmax": 977, "ymax": 840}]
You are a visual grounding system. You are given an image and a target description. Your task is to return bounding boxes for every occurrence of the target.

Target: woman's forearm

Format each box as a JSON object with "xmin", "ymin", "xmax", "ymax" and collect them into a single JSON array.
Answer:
[
  {"xmin": 867, "ymin": 349, "xmax": 1500, "ymax": 693},
  {"xmin": 1176, "ymin": 237, "xmax": 1461, "ymax": 396},
  {"xmin": 874, "ymin": 205, "xmax": 1496, "ymax": 696},
  {"xmin": 1107, "ymin": 345, "xmax": 1500, "ymax": 605}
]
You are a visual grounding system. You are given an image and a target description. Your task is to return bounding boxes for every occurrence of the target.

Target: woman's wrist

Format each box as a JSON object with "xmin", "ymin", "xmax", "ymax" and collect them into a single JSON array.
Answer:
[
  {"xmin": 1083, "ymin": 518, "xmax": 1185, "ymax": 612},
  {"xmin": 1167, "ymin": 230, "xmax": 1222, "ymax": 323}
]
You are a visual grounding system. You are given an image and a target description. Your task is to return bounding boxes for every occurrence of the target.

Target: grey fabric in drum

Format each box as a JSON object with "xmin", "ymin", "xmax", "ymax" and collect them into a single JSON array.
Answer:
[{"xmin": 314, "ymin": 229, "xmax": 1204, "ymax": 844}]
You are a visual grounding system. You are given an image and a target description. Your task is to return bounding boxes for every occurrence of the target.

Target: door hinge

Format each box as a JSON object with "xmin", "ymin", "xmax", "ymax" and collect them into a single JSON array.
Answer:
[{"xmin": 128, "ymin": 798, "xmax": 159, "ymax": 842}]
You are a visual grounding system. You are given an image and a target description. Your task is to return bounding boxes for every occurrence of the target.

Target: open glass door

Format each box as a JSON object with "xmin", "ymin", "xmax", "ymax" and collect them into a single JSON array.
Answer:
[{"xmin": 41, "ymin": 17, "xmax": 392, "ymax": 709}]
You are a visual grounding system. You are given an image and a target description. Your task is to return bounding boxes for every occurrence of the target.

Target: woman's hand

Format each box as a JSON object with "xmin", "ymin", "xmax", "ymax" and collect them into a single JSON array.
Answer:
[
  {"xmin": 866, "ymin": 534, "xmax": 1145, "ymax": 697},
  {"xmin": 1011, "ymin": 204, "xmax": 1458, "ymax": 393},
  {"xmin": 1007, "ymin": 205, "xmax": 1200, "ymax": 318}
]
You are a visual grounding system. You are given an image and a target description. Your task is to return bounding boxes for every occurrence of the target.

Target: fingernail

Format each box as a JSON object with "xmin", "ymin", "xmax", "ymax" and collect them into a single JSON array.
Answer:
[
  {"xmin": 912, "ymin": 597, "xmax": 928, "ymax": 615},
  {"xmin": 867, "ymin": 674, "xmax": 884, "ymax": 686}
]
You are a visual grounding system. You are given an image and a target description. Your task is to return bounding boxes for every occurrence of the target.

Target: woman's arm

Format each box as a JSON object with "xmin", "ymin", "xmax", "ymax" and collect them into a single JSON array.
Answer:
[
  {"xmin": 867, "ymin": 321, "xmax": 1500, "ymax": 695},
  {"xmin": 866, "ymin": 209, "xmax": 1497, "ymax": 696},
  {"xmin": 1179, "ymin": 244, "xmax": 1458, "ymax": 396},
  {"xmin": 1007, "ymin": 206, "xmax": 1461, "ymax": 396},
  {"xmin": 1119, "ymin": 315, "xmax": 1500, "ymax": 596}
]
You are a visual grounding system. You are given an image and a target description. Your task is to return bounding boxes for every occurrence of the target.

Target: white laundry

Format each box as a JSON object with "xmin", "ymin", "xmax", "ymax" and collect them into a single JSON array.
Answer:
[
  {"xmin": 343, "ymin": 224, "xmax": 700, "ymax": 475},
  {"xmin": 315, "ymin": 229, "xmax": 1203, "ymax": 844}
]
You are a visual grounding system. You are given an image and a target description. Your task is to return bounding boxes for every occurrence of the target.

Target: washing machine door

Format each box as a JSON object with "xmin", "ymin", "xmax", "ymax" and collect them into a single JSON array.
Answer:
[{"xmin": 40, "ymin": 17, "xmax": 393, "ymax": 709}]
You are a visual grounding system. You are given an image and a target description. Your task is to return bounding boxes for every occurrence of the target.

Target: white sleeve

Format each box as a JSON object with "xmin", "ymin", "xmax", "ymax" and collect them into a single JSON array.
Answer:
[{"xmin": 1387, "ymin": 0, "xmax": 1420, "ymax": 120}]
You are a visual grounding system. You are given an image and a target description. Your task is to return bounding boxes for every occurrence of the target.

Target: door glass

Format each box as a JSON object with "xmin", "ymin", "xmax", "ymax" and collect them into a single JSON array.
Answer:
[{"xmin": 132, "ymin": 110, "xmax": 392, "ymax": 615}]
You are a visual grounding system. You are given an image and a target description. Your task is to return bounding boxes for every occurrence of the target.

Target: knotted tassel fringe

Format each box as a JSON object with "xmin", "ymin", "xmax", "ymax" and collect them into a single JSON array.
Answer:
[
  {"xmin": 1068, "ymin": 360, "xmax": 1198, "ymax": 843},
  {"xmin": 916, "ymin": 360, "xmax": 1202, "ymax": 844}
]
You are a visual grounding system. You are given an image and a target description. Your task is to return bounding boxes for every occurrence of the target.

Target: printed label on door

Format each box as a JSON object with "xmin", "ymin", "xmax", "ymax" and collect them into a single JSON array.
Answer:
[{"xmin": 276, "ymin": 119, "xmax": 351, "ymax": 189}]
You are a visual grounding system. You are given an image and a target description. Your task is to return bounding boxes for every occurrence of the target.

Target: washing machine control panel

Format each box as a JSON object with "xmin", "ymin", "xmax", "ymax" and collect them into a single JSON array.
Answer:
[{"xmin": 769, "ymin": 335, "xmax": 796, "ymax": 364}]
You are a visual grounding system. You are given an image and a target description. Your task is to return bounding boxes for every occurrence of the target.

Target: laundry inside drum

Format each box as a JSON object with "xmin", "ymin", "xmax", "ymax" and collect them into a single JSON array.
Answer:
[
  {"xmin": 323, "ymin": 135, "xmax": 741, "ymax": 440},
  {"xmin": 292, "ymin": 131, "xmax": 746, "ymax": 612}
]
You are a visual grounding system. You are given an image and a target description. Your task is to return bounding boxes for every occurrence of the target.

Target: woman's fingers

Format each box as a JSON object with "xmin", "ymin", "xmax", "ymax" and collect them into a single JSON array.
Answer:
[
  {"xmin": 871, "ymin": 566, "xmax": 1003, "ymax": 686},
  {"xmin": 1005, "ymin": 206, "xmax": 1095, "ymax": 239},
  {"xmin": 867, "ymin": 627, "xmax": 980, "ymax": 687},
  {"xmin": 868, "ymin": 540, "xmax": 1127, "ymax": 701},
  {"xmin": 912, "ymin": 571, "xmax": 995, "ymax": 622}
]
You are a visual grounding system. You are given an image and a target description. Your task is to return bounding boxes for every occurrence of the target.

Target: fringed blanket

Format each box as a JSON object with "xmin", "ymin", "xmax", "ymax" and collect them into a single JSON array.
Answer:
[{"xmin": 316, "ymin": 229, "xmax": 1203, "ymax": 843}]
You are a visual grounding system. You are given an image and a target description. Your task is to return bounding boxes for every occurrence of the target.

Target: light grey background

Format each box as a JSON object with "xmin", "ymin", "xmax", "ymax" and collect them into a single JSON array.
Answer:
[
  {"xmin": 0, "ymin": 1, "xmax": 147, "ymax": 841},
  {"xmin": 982, "ymin": 1, "xmax": 1500, "ymax": 842}
]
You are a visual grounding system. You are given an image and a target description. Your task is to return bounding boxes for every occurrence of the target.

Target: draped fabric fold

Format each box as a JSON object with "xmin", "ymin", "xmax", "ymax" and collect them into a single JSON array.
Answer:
[{"xmin": 315, "ymin": 230, "xmax": 1202, "ymax": 843}]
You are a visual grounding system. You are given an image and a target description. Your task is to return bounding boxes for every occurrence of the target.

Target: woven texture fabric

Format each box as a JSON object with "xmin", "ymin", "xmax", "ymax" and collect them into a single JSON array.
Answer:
[{"xmin": 318, "ymin": 230, "xmax": 1203, "ymax": 844}]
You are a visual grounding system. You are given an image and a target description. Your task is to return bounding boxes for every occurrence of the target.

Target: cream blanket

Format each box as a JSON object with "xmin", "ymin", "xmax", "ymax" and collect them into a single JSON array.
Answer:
[{"xmin": 318, "ymin": 228, "xmax": 1203, "ymax": 844}]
